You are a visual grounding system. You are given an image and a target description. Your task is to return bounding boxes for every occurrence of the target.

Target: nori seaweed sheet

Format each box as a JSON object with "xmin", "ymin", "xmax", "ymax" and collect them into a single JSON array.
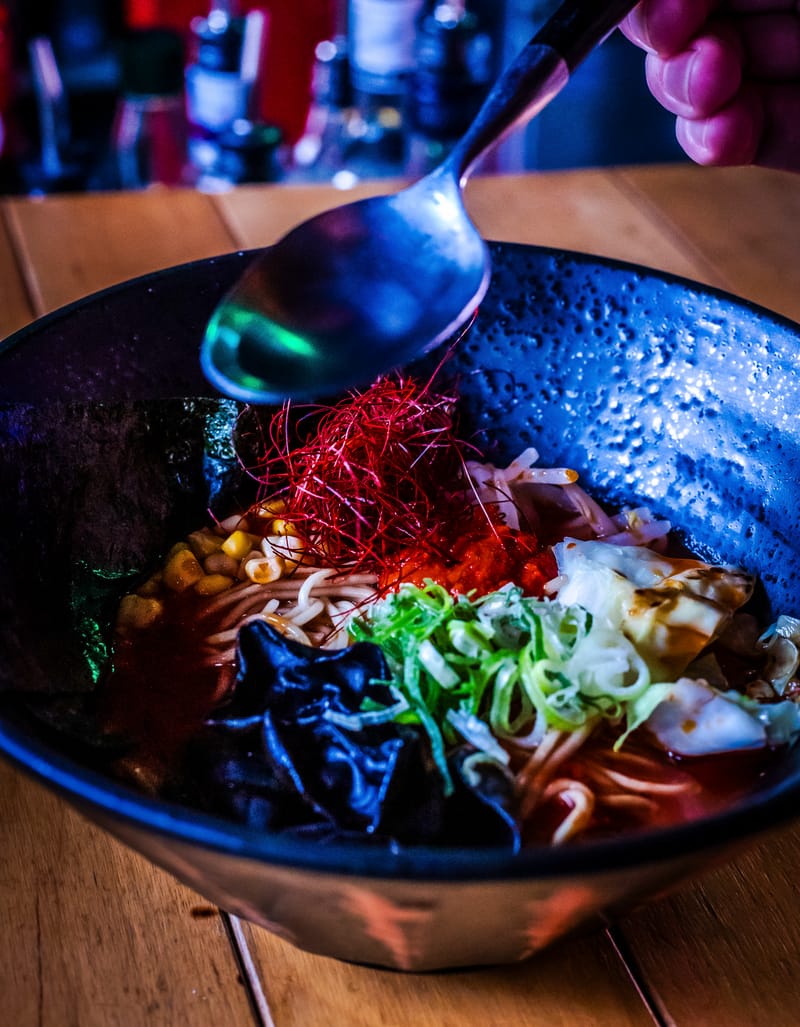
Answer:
[{"xmin": 0, "ymin": 398, "xmax": 248, "ymax": 698}]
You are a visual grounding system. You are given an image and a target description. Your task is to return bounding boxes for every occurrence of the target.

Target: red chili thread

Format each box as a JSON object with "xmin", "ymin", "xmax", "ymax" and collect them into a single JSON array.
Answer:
[{"xmin": 252, "ymin": 372, "xmax": 483, "ymax": 573}]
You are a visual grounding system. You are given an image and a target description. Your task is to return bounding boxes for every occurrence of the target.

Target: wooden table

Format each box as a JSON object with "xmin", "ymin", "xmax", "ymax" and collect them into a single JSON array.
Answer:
[{"xmin": 2, "ymin": 165, "xmax": 800, "ymax": 1026}]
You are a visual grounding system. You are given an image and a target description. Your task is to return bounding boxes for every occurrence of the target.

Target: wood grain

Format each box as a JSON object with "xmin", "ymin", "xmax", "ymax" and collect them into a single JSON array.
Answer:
[
  {"xmin": 615, "ymin": 164, "xmax": 800, "ymax": 323},
  {"xmin": 467, "ymin": 169, "xmax": 712, "ymax": 283},
  {"xmin": 618, "ymin": 821, "xmax": 800, "ymax": 1026},
  {"xmin": 212, "ymin": 169, "xmax": 711, "ymax": 288},
  {"xmin": 2, "ymin": 189, "xmax": 235, "ymax": 315},
  {"xmin": 1, "ymin": 765, "xmax": 255, "ymax": 1027},
  {"xmin": 212, "ymin": 177, "xmax": 406, "ymax": 248},
  {"xmin": 237, "ymin": 921, "xmax": 656, "ymax": 1027},
  {"xmin": 0, "ymin": 203, "xmax": 35, "ymax": 336}
]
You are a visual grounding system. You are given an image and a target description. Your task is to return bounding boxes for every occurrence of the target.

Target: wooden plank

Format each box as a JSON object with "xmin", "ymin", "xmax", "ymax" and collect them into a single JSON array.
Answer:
[
  {"xmin": 237, "ymin": 920, "xmax": 656, "ymax": 1027},
  {"xmin": 617, "ymin": 822, "xmax": 800, "ymax": 1026},
  {"xmin": 614, "ymin": 164, "xmax": 800, "ymax": 323},
  {"xmin": 0, "ymin": 202, "xmax": 35, "ymax": 336},
  {"xmin": 213, "ymin": 170, "xmax": 711, "ymax": 287},
  {"xmin": 466, "ymin": 170, "xmax": 712, "ymax": 283},
  {"xmin": 212, "ymin": 178, "xmax": 406, "ymax": 248},
  {"xmin": 1, "ymin": 764, "xmax": 256, "ymax": 1027},
  {"xmin": 3, "ymin": 189, "xmax": 236, "ymax": 316}
]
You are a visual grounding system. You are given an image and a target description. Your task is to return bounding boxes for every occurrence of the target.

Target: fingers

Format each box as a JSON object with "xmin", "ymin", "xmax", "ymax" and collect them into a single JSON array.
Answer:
[
  {"xmin": 622, "ymin": 0, "xmax": 800, "ymax": 171},
  {"xmin": 676, "ymin": 88, "xmax": 763, "ymax": 165},
  {"xmin": 675, "ymin": 84, "xmax": 800, "ymax": 173},
  {"xmin": 645, "ymin": 28, "xmax": 742, "ymax": 119},
  {"xmin": 620, "ymin": 0, "xmax": 720, "ymax": 55},
  {"xmin": 623, "ymin": 2, "xmax": 800, "ymax": 76},
  {"xmin": 640, "ymin": 13, "xmax": 800, "ymax": 119}
]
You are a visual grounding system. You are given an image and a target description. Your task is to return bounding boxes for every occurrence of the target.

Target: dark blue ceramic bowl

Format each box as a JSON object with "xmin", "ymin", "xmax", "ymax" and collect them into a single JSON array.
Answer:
[{"xmin": 1, "ymin": 243, "xmax": 799, "ymax": 970}]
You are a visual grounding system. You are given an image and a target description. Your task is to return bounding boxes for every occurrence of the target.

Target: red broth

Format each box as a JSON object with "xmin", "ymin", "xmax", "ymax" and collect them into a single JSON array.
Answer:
[{"xmin": 102, "ymin": 590, "xmax": 228, "ymax": 769}]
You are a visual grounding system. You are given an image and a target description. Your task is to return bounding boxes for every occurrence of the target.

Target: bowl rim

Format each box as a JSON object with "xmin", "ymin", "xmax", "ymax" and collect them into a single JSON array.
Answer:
[
  {"xmin": 2, "ymin": 706, "xmax": 799, "ymax": 881},
  {"xmin": 2, "ymin": 241, "xmax": 800, "ymax": 882}
]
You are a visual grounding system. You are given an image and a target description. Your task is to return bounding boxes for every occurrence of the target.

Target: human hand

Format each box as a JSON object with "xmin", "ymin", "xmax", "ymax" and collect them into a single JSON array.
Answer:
[{"xmin": 620, "ymin": 1, "xmax": 800, "ymax": 172}]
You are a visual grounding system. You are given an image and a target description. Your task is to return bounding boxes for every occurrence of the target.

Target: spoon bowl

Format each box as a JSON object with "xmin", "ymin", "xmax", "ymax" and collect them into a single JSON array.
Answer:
[
  {"xmin": 201, "ymin": 170, "xmax": 489, "ymax": 403},
  {"xmin": 202, "ymin": 0, "xmax": 638, "ymax": 402}
]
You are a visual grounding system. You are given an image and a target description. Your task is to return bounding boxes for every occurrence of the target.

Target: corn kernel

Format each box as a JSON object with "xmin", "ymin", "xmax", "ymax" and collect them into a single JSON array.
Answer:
[
  {"xmin": 221, "ymin": 529, "xmax": 260, "ymax": 560},
  {"xmin": 164, "ymin": 541, "xmax": 190, "ymax": 561},
  {"xmin": 187, "ymin": 528, "xmax": 223, "ymax": 559},
  {"xmin": 244, "ymin": 553, "xmax": 285, "ymax": 584},
  {"xmin": 116, "ymin": 593, "xmax": 163, "ymax": 631},
  {"xmin": 254, "ymin": 499, "xmax": 286, "ymax": 517},
  {"xmin": 194, "ymin": 573, "xmax": 235, "ymax": 596},
  {"xmin": 237, "ymin": 550, "xmax": 263, "ymax": 580},
  {"xmin": 163, "ymin": 548, "xmax": 204, "ymax": 591},
  {"xmin": 136, "ymin": 571, "xmax": 163, "ymax": 597},
  {"xmin": 270, "ymin": 518, "xmax": 299, "ymax": 537}
]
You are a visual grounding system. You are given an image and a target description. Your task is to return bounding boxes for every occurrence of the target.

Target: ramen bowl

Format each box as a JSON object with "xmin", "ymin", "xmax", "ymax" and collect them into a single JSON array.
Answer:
[{"xmin": 1, "ymin": 243, "xmax": 799, "ymax": 971}]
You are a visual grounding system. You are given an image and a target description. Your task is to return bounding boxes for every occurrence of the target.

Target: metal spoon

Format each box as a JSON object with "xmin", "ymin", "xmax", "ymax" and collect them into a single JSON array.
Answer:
[{"xmin": 201, "ymin": 0, "xmax": 638, "ymax": 403}]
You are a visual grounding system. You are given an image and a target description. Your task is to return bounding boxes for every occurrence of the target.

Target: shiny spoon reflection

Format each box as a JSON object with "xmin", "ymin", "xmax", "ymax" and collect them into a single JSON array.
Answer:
[{"xmin": 201, "ymin": 0, "xmax": 638, "ymax": 404}]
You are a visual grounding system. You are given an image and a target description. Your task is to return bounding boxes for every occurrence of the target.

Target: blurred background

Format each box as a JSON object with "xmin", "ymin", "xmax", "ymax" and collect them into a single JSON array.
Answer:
[{"xmin": 0, "ymin": 0, "xmax": 685, "ymax": 195}]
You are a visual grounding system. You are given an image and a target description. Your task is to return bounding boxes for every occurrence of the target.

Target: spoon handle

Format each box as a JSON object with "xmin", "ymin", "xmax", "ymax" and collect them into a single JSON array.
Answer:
[{"xmin": 445, "ymin": 0, "xmax": 640, "ymax": 184}]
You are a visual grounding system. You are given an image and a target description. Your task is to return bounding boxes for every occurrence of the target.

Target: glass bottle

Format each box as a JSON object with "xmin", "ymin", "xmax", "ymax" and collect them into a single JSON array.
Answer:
[
  {"xmin": 407, "ymin": 0, "xmax": 494, "ymax": 175},
  {"xmin": 349, "ymin": 0, "xmax": 423, "ymax": 98},
  {"xmin": 346, "ymin": 0, "xmax": 424, "ymax": 176},
  {"xmin": 184, "ymin": 1, "xmax": 249, "ymax": 177},
  {"xmin": 197, "ymin": 117, "xmax": 283, "ymax": 190},
  {"xmin": 291, "ymin": 36, "xmax": 365, "ymax": 186}
]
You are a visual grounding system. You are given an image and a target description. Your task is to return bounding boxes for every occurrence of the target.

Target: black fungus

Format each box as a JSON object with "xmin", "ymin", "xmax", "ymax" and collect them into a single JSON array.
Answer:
[{"xmin": 181, "ymin": 620, "xmax": 522, "ymax": 849}]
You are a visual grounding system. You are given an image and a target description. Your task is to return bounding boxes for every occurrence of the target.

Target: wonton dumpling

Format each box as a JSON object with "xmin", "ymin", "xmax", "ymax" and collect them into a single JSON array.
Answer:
[{"xmin": 553, "ymin": 539, "xmax": 754, "ymax": 679}]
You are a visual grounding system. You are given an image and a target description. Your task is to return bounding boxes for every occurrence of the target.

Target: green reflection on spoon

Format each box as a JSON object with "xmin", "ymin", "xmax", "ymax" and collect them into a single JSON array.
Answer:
[{"xmin": 202, "ymin": 301, "xmax": 323, "ymax": 402}]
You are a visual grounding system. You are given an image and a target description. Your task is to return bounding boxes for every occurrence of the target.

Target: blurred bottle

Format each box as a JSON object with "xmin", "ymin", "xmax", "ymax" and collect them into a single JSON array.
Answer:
[
  {"xmin": 346, "ymin": 0, "xmax": 424, "ymax": 175},
  {"xmin": 197, "ymin": 117, "xmax": 282, "ymax": 190},
  {"xmin": 349, "ymin": 0, "xmax": 423, "ymax": 99},
  {"xmin": 185, "ymin": 3, "xmax": 290, "ymax": 186},
  {"xmin": 112, "ymin": 27, "xmax": 188, "ymax": 188},
  {"xmin": 407, "ymin": 0, "xmax": 493, "ymax": 175},
  {"xmin": 25, "ymin": 36, "xmax": 91, "ymax": 192},
  {"xmin": 126, "ymin": 1, "xmax": 333, "ymax": 149},
  {"xmin": 290, "ymin": 36, "xmax": 363, "ymax": 185},
  {"xmin": 185, "ymin": 1, "xmax": 245, "ymax": 175}
]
